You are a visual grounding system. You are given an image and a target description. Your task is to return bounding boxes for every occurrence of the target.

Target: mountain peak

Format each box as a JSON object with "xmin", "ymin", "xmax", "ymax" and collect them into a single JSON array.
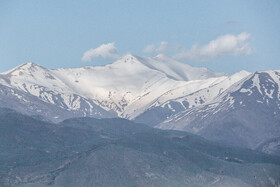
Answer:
[
  {"xmin": 18, "ymin": 62, "xmax": 43, "ymax": 69},
  {"xmin": 1, "ymin": 62, "xmax": 54, "ymax": 81},
  {"xmin": 17, "ymin": 62, "xmax": 43, "ymax": 69},
  {"xmin": 1, "ymin": 62, "xmax": 44, "ymax": 75},
  {"xmin": 121, "ymin": 54, "xmax": 138, "ymax": 61},
  {"xmin": 23, "ymin": 61, "xmax": 37, "ymax": 66},
  {"xmin": 19, "ymin": 61, "xmax": 47, "ymax": 71},
  {"xmin": 111, "ymin": 54, "xmax": 143, "ymax": 67},
  {"xmin": 123, "ymin": 53, "xmax": 136, "ymax": 58}
]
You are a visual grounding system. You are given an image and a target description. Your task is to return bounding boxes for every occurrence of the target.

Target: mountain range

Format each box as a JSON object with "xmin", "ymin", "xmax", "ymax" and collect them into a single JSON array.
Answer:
[
  {"xmin": 0, "ymin": 54, "xmax": 279, "ymax": 155},
  {"xmin": 0, "ymin": 54, "xmax": 248, "ymax": 121}
]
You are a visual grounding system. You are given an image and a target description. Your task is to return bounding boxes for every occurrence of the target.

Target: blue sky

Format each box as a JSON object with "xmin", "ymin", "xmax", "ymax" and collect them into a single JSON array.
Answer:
[{"xmin": 0, "ymin": 0, "xmax": 279, "ymax": 73}]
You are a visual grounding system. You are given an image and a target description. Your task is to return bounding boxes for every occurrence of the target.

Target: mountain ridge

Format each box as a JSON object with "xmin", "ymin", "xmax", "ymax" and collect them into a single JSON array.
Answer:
[{"xmin": 0, "ymin": 54, "xmax": 236, "ymax": 121}]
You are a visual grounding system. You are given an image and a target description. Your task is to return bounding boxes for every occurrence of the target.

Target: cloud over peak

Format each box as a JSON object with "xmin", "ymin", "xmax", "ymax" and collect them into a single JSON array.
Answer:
[
  {"xmin": 143, "ymin": 44, "xmax": 155, "ymax": 53},
  {"xmin": 174, "ymin": 32, "xmax": 252, "ymax": 61},
  {"xmin": 82, "ymin": 33, "xmax": 252, "ymax": 63},
  {"xmin": 81, "ymin": 43, "xmax": 119, "ymax": 61},
  {"xmin": 143, "ymin": 41, "xmax": 170, "ymax": 54}
]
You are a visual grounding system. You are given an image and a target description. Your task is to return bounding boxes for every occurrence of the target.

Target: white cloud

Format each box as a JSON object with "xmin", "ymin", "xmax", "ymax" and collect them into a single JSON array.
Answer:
[
  {"xmin": 174, "ymin": 32, "xmax": 252, "ymax": 61},
  {"xmin": 156, "ymin": 41, "xmax": 170, "ymax": 54},
  {"xmin": 143, "ymin": 41, "xmax": 170, "ymax": 54},
  {"xmin": 81, "ymin": 42, "xmax": 119, "ymax": 61},
  {"xmin": 143, "ymin": 44, "xmax": 155, "ymax": 53}
]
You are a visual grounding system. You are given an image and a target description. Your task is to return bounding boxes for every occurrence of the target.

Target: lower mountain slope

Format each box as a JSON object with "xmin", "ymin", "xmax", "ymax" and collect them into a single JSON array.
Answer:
[{"xmin": 0, "ymin": 109, "xmax": 279, "ymax": 187}]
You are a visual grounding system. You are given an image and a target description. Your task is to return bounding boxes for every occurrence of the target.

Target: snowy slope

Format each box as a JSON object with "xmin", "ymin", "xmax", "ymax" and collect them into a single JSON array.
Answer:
[{"xmin": 132, "ymin": 70, "xmax": 250, "ymax": 125}]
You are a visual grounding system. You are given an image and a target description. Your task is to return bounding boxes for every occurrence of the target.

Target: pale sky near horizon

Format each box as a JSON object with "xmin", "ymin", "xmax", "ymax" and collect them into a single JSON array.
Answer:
[{"xmin": 0, "ymin": 0, "xmax": 280, "ymax": 74}]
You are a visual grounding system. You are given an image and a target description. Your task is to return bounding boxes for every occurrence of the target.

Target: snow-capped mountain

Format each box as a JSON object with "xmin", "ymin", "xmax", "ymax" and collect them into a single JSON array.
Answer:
[
  {"xmin": 157, "ymin": 70, "xmax": 280, "ymax": 150},
  {"xmin": 1, "ymin": 54, "xmax": 280, "ymax": 154},
  {"xmin": 0, "ymin": 54, "xmax": 241, "ymax": 122}
]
